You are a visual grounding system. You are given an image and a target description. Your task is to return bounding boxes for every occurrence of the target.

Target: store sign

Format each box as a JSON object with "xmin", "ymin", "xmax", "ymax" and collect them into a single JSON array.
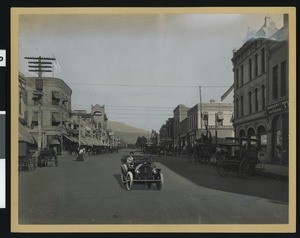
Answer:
[{"xmin": 266, "ymin": 99, "xmax": 288, "ymax": 115}]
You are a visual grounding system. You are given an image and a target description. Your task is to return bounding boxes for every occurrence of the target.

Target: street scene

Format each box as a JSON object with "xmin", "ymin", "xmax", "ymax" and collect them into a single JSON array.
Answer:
[
  {"xmin": 15, "ymin": 10, "xmax": 292, "ymax": 228},
  {"xmin": 19, "ymin": 149, "xmax": 288, "ymax": 224}
]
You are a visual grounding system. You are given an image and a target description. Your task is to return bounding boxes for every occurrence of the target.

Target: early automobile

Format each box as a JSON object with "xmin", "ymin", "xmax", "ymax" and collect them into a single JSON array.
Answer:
[{"xmin": 120, "ymin": 153, "xmax": 163, "ymax": 191}]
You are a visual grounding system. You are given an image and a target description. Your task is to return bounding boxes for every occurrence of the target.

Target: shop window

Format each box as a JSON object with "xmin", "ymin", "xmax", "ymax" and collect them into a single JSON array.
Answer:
[
  {"xmin": 272, "ymin": 65, "xmax": 279, "ymax": 99},
  {"xmin": 281, "ymin": 60, "xmax": 287, "ymax": 97}
]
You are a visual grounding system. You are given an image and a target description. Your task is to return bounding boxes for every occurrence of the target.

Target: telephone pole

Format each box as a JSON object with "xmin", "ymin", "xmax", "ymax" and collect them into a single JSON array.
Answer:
[
  {"xmin": 25, "ymin": 56, "xmax": 56, "ymax": 153},
  {"xmin": 199, "ymin": 86, "xmax": 203, "ymax": 138}
]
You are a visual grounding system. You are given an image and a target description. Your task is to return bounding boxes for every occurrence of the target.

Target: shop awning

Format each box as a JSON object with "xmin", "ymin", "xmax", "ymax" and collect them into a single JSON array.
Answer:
[
  {"xmin": 52, "ymin": 113, "xmax": 61, "ymax": 122},
  {"xmin": 50, "ymin": 138, "xmax": 61, "ymax": 145},
  {"xmin": 90, "ymin": 137, "xmax": 101, "ymax": 146},
  {"xmin": 62, "ymin": 114, "xmax": 69, "ymax": 122},
  {"xmin": 32, "ymin": 112, "xmax": 38, "ymax": 122},
  {"xmin": 63, "ymin": 134, "xmax": 78, "ymax": 143},
  {"xmin": 18, "ymin": 122, "xmax": 36, "ymax": 144},
  {"xmin": 80, "ymin": 137, "xmax": 92, "ymax": 146},
  {"xmin": 52, "ymin": 92, "xmax": 61, "ymax": 100}
]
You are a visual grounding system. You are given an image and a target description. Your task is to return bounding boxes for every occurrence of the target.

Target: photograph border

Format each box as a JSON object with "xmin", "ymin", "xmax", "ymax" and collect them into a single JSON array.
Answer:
[{"xmin": 11, "ymin": 7, "xmax": 296, "ymax": 233}]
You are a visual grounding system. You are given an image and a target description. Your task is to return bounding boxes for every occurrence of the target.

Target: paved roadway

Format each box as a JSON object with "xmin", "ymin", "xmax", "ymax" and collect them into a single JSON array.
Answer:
[{"xmin": 19, "ymin": 149, "xmax": 288, "ymax": 224}]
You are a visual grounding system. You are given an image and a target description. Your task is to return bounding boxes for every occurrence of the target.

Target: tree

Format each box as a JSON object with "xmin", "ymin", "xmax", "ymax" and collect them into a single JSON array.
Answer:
[{"xmin": 135, "ymin": 136, "xmax": 147, "ymax": 148}]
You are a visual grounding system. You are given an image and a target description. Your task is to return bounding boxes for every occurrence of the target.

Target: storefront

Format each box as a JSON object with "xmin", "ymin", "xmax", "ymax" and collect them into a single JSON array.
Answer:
[{"xmin": 266, "ymin": 99, "xmax": 289, "ymax": 165}]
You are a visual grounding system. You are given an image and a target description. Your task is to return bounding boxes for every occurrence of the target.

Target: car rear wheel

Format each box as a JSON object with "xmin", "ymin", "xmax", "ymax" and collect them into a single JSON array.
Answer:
[
  {"xmin": 126, "ymin": 171, "xmax": 133, "ymax": 191},
  {"xmin": 156, "ymin": 173, "xmax": 163, "ymax": 190}
]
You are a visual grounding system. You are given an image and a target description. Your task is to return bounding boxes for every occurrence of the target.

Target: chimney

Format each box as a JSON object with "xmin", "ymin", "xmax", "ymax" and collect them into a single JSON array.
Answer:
[
  {"xmin": 283, "ymin": 14, "xmax": 288, "ymax": 25},
  {"xmin": 264, "ymin": 14, "xmax": 271, "ymax": 27}
]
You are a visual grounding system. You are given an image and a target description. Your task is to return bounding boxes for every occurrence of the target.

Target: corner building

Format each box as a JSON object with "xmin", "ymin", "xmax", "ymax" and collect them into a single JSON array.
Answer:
[{"xmin": 232, "ymin": 15, "xmax": 288, "ymax": 165}]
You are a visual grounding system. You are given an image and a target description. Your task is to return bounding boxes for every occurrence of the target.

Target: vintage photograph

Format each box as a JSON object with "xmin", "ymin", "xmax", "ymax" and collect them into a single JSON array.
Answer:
[{"xmin": 12, "ymin": 8, "xmax": 296, "ymax": 232}]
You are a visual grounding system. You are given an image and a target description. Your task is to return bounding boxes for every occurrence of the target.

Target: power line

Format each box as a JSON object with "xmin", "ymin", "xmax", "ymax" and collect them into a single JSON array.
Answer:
[{"xmin": 68, "ymin": 82, "xmax": 231, "ymax": 88}]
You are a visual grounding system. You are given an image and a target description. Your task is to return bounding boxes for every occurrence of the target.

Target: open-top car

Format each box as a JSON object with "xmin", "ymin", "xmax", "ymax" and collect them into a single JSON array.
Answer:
[{"xmin": 120, "ymin": 153, "xmax": 163, "ymax": 191}]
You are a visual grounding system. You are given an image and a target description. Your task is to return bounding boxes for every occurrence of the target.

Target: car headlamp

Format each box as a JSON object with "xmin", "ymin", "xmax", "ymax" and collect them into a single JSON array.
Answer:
[{"xmin": 152, "ymin": 168, "xmax": 158, "ymax": 174}]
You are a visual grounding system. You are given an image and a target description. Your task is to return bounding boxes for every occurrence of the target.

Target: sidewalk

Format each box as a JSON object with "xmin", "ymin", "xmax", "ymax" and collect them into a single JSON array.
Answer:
[{"xmin": 260, "ymin": 163, "xmax": 289, "ymax": 180}]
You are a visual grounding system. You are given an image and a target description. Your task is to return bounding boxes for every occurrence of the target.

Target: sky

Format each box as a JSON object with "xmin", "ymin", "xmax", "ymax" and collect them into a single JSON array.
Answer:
[{"xmin": 18, "ymin": 12, "xmax": 284, "ymax": 132}]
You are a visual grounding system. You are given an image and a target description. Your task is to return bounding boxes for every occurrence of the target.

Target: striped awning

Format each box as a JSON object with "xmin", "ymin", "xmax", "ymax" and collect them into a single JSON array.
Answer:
[
  {"xmin": 50, "ymin": 138, "xmax": 60, "ymax": 145},
  {"xmin": 63, "ymin": 134, "xmax": 79, "ymax": 143},
  {"xmin": 52, "ymin": 113, "xmax": 61, "ymax": 122},
  {"xmin": 19, "ymin": 122, "xmax": 36, "ymax": 144}
]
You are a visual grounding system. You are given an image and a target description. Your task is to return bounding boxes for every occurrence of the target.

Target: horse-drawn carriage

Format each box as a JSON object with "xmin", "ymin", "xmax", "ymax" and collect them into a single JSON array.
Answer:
[
  {"xmin": 38, "ymin": 148, "xmax": 58, "ymax": 167},
  {"xmin": 216, "ymin": 137, "xmax": 262, "ymax": 178}
]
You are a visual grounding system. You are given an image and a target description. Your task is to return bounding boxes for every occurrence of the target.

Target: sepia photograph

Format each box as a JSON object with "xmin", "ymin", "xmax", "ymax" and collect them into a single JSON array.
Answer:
[{"xmin": 11, "ymin": 7, "xmax": 296, "ymax": 233}]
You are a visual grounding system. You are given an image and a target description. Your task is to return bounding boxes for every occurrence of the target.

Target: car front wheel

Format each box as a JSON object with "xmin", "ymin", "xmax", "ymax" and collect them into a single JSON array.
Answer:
[{"xmin": 126, "ymin": 171, "xmax": 133, "ymax": 191}]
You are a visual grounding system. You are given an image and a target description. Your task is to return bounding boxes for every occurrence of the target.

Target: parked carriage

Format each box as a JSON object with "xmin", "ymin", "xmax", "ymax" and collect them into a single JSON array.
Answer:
[
  {"xmin": 38, "ymin": 148, "xmax": 58, "ymax": 167},
  {"xmin": 216, "ymin": 137, "xmax": 261, "ymax": 178}
]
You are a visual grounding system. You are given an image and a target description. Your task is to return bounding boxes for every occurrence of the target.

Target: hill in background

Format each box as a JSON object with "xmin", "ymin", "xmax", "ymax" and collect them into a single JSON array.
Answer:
[{"xmin": 107, "ymin": 121, "xmax": 149, "ymax": 144}]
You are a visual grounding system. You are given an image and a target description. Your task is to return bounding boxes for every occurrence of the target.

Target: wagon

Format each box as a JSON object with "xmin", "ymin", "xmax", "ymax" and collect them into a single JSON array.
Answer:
[
  {"xmin": 216, "ymin": 137, "xmax": 261, "ymax": 178},
  {"xmin": 38, "ymin": 149, "xmax": 58, "ymax": 167},
  {"xmin": 120, "ymin": 153, "xmax": 163, "ymax": 191}
]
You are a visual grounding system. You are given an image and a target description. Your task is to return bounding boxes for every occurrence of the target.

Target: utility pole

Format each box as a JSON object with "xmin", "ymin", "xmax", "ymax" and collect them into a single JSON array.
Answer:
[
  {"xmin": 78, "ymin": 115, "xmax": 81, "ymax": 148},
  {"xmin": 25, "ymin": 56, "xmax": 56, "ymax": 154},
  {"xmin": 199, "ymin": 86, "xmax": 203, "ymax": 138}
]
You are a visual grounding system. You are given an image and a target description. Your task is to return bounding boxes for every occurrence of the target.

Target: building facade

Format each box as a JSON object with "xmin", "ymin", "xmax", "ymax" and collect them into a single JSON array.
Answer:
[
  {"xmin": 188, "ymin": 100, "xmax": 234, "ymax": 146},
  {"xmin": 232, "ymin": 15, "xmax": 288, "ymax": 165},
  {"xmin": 173, "ymin": 105, "xmax": 189, "ymax": 147},
  {"xmin": 25, "ymin": 77, "xmax": 72, "ymax": 155}
]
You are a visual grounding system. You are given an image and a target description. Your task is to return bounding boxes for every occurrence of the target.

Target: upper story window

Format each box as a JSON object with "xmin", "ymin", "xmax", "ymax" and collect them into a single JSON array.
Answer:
[
  {"xmin": 31, "ymin": 111, "xmax": 38, "ymax": 127},
  {"xmin": 240, "ymin": 95, "xmax": 244, "ymax": 117},
  {"xmin": 255, "ymin": 88, "xmax": 259, "ymax": 112},
  {"xmin": 261, "ymin": 48, "xmax": 265, "ymax": 73},
  {"xmin": 235, "ymin": 68, "xmax": 239, "ymax": 88},
  {"xmin": 248, "ymin": 58, "xmax": 252, "ymax": 81},
  {"xmin": 236, "ymin": 98, "xmax": 239, "ymax": 118},
  {"xmin": 248, "ymin": 91, "xmax": 252, "ymax": 114},
  {"xmin": 261, "ymin": 84, "xmax": 266, "ymax": 109},
  {"xmin": 272, "ymin": 65, "xmax": 279, "ymax": 100},
  {"xmin": 52, "ymin": 92, "xmax": 61, "ymax": 106},
  {"xmin": 254, "ymin": 54, "xmax": 258, "ymax": 77},
  {"xmin": 281, "ymin": 60, "xmax": 287, "ymax": 97},
  {"xmin": 52, "ymin": 112, "xmax": 61, "ymax": 126},
  {"xmin": 241, "ymin": 65, "xmax": 244, "ymax": 86}
]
